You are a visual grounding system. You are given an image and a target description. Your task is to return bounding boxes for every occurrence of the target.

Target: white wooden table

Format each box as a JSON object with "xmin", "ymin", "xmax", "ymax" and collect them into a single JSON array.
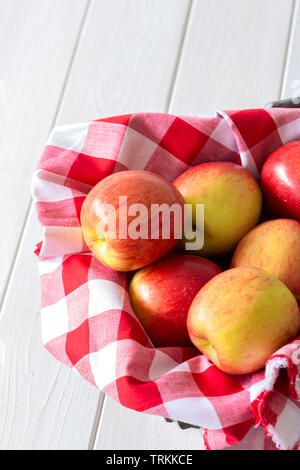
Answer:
[{"xmin": 0, "ymin": 0, "xmax": 299, "ymax": 450}]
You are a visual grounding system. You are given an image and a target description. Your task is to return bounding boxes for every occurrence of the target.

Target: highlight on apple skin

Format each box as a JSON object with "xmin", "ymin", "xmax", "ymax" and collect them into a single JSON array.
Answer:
[
  {"xmin": 231, "ymin": 218, "xmax": 300, "ymax": 301},
  {"xmin": 261, "ymin": 141, "xmax": 300, "ymax": 220},
  {"xmin": 173, "ymin": 162, "xmax": 262, "ymax": 258},
  {"xmin": 187, "ymin": 267, "xmax": 300, "ymax": 375},
  {"xmin": 129, "ymin": 254, "xmax": 222, "ymax": 347},
  {"xmin": 81, "ymin": 170, "xmax": 184, "ymax": 271}
]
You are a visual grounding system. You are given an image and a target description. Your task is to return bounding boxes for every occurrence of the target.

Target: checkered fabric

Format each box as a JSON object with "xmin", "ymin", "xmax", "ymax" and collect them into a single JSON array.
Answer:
[{"xmin": 32, "ymin": 109, "xmax": 300, "ymax": 450}]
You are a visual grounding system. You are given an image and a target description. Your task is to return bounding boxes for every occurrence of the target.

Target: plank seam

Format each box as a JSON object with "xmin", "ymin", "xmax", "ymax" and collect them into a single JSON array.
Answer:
[
  {"xmin": 90, "ymin": 395, "xmax": 107, "ymax": 450},
  {"xmin": 0, "ymin": 0, "xmax": 93, "ymax": 316},
  {"xmin": 280, "ymin": 0, "xmax": 299, "ymax": 98},
  {"xmin": 0, "ymin": 0, "xmax": 100, "ymax": 449},
  {"xmin": 165, "ymin": 0, "xmax": 195, "ymax": 113}
]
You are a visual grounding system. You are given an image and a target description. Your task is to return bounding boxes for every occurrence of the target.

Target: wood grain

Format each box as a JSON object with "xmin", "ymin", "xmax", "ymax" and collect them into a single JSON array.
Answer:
[
  {"xmin": 0, "ymin": 0, "xmax": 89, "ymax": 302},
  {"xmin": 0, "ymin": 0, "xmax": 103, "ymax": 450},
  {"xmin": 58, "ymin": 0, "xmax": 192, "ymax": 123},
  {"xmin": 170, "ymin": 0, "xmax": 294, "ymax": 115},
  {"xmin": 0, "ymin": 207, "xmax": 101, "ymax": 449},
  {"xmin": 96, "ymin": 397, "xmax": 204, "ymax": 450}
]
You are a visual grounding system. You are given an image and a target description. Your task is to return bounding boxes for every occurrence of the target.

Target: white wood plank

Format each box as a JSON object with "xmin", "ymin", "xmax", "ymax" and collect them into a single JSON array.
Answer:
[
  {"xmin": 58, "ymin": 0, "xmax": 192, "ymax": 123},
  {"xmin": 0, "ymin": 0, "xmax": 89, "ymax": 301},
  {"xmin": 0, "ymin": 206, "xmax": 101, "ymax": 449},
  {"xmin": 281, "ymin": 0, "xmax": 300, "ymax": 99},
  {"xmin": 0, "ymin": 0, "xmax": 105, "ymax": 450},
  {"xmin": 96, "ymin": 397, "xmax": 204, "ymax": 450},
  {"xmin": 95, "ymin": 0, "xmax": 295, "ymax": 450},
  {"xmin": 170, "ymin": 0, "xmax": 294, "ymax": 115},
  {"xmin": 1, "ymin": 0, "xmax": 192, "ymax": 450}
]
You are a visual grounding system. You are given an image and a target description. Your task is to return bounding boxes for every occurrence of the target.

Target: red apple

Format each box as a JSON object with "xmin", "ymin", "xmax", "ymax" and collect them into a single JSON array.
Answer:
[
  {"xmin": 129, "ymin": 254, "xmax": 222, "ymax": 347},
  {"xmin": 81, "ymin": 170, "xmax": 184, "ymax": 271},
  {"xmin": 261, "ymin": 141, "xmax": 300, "ymax": 219}
]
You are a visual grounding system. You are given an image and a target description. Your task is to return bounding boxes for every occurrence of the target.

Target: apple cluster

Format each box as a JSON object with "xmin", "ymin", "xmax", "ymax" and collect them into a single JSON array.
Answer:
[{"xmin": 81, "ymin": 141, "xmax": 300, "ymax": 375}]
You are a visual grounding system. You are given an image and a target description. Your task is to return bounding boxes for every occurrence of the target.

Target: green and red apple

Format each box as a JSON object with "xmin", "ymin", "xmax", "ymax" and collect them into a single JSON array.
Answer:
[
  {"xmin": 173, "ymin": 162, "xmax": 262, "ymax": 257},
  {"xmin": 187, "ymin": 267, "xmax": 299, "ymax": 375},
  {"xmin": 232, "ymin": 218, "xmax": 300, "ymax": 301}
]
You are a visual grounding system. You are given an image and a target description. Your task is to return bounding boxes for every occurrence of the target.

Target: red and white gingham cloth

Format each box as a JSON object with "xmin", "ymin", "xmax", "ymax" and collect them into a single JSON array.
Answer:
[{"xmin": 32, "ymin": 109, "xmax": 300, "ymax": 450}]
